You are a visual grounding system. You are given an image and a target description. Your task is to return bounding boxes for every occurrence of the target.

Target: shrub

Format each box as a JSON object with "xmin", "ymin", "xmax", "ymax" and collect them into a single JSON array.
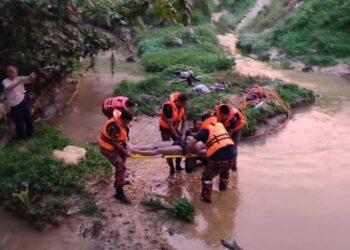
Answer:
[
  {"xmin": 142, "ymin": 48, "xmax": 233, "ymax": 73},
  {"xmin": 136, "ymin": 25, "xmax": 233, "ymax": 73},
  {"xmin": 168, "ymin": 198, "xmax": 196, "ymax": 222},
  {"xmin": 236, "ymin": 36, "xmax": 270, "ymax": 56},
  {"xmin": 0, "ymin": 125, "xmax": 111, "ymax": 223},
  {"xmin": 217, "ymin": 0, "xmax": 257, "ymax": 28},
  {"xmin": 275, "ymin": 83, "xmax": 316, "ymax": 104},
  {"xmin": 115, "ymin": 76, "xmax": 229, "ymax": 119}
]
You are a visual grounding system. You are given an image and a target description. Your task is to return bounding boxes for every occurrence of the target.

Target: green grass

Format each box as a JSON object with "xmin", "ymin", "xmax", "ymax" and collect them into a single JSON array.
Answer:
[
  {"xmin": 272, "ymin": 0, "xmax": 350, "ymax": 61},
  {"xmin": 114, "ymin": 75, "xmax": 227, "ymax": 119},
  {"xmin": 80, "ymin": 202, "xmax": 101, "ymax": 218},
  {"xmin": 236, "ymin": 35, "xmax": 270, "ymax": 60},
  {"xmin": 243, "ymin": 0, "xmax": 291, "ymax": 33},
  {"xmin": 0, "ymin": 125, "xmax": 111, "ymax": 223},
  {"xmin": 136, "ymin": 26, "xmax": 234, "ymax": 73},
  {"xmin": 240, "ymin": 0, "xmax": 350, "ymax": 66},
  {"xmin": 217, "ymin": 0, "xmax": 257, "ymax": 28},
  {"xmin": 275, "ymin": 83, "xmax": 316, "ymax": 105},
  {"xmin": 168, "ymin": 198, "xmax": 196, "ymax": 222}
]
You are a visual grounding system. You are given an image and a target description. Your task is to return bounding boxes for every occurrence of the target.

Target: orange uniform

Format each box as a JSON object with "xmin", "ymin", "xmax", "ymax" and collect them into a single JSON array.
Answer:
[
  {"xmin": 159, "ymin": 92, "xmax": 186, "ymax": 129},
  {"xmin": 215, "ymin": 104, "xmax": 246, "ymax": 132},
  {"xmin": 99, "ymin": 111, "xmax": 129, "ymax": 188}
]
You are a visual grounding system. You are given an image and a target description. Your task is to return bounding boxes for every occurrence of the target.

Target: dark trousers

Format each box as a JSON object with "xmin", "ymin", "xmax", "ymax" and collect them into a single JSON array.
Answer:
[
  {"xmin": 11, "ymin": 99, "xmax": 34, "ymax": 139},
  {"xmin": 101, "ymin": 148, "xmax": 126, "ymax": 188},
  {"xmin": 160, "ymin": 126, "xmax": 182, "ymax": 169},
  {"xmin": 202, "ymin": 159, "xmax": 234, "ymax": 201}
]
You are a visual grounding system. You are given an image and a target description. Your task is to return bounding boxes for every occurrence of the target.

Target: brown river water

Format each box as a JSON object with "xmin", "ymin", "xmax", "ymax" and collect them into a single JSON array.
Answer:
[{"xmin": 1, "ymin": 48, "xmax": 350, "ymax": 250}]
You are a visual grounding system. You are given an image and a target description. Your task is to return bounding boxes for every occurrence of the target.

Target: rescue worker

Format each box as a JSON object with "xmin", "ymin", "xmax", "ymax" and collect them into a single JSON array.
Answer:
[
  {"xmin": 187, "ymin": 112, "xmax": 236, "ymax": 203},
  {"xmin": 101, "ymin": 96, "xmax": 136, "ymax": 119},
  {"xmin": 159, "ymin": 92, "xmax": 189, "ymax": 175},
  {"xmin": 98, "ymin": 109, "xmax": 133, "ymax": 204},
  {"xmin": 215, "ymin": 104, "xmax": 246, "ymax": 146},
  {"xmin": 184, "ymin": 118, "xmax": 207, "ymax": 173}
]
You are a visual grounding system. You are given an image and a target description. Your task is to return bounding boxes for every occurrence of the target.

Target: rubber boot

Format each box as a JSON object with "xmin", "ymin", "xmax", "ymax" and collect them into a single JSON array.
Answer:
[
  {"xmin": 176, "ymin": 163, "xmax": 184, "ymax": 171},
  {"xmin": 115, "ymin": 186, "xmax": 131, "ymax": 204},
  {"xmin": 169, "ymin": 165, "xmax": 176, "ymax": 176},
  {"xmin": 175, "ymin": 158, "xmax": 184, "ymax": 171},
  {"xmin": 185, "ymin": 158, "xmax": 196, "ymax": 173},
  {"xmin": 201, "ymin": 179, "xmax": 213, "ymax": 203},
  {"xmin": 219, "ymin": 178, "xmax": 229, "ymax": 191}
]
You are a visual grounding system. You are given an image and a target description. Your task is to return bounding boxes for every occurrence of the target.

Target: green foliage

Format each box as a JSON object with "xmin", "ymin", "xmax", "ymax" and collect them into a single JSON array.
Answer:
[
  {"xmin": 217, "ymin": 0, "xmax": 257, "ymax": 28},
  {"xmin": 80, "ymin": 202, "xmax": 101, "ymax": 218},
  {"xmin": 275, "ymin": 83, "xmax": 316, "ymax": 105},
  {"xmin": 271, "ymin": 0, "xmax": 350, "ymax": 64},
  {"xmin": 137, "ymin": 26, "xmax": 234, "ymax": 73},
  {"xmin": 0, "ymin": 125, "xmax": 111, "ymax": 223},
  {"xmin": 0, "ymin": 0, "xmax": 197, "ymax": 73},
  {"xmin": 0, "ymin": 0, "xmax": 117, "ymax": 72},
  {"xmin": 143, "ymin": 48, "xmax": 233, "ymax": 72},
  {"xmin": 236, "ymin": 36, "xmax": 270, "ymax": 59},
  {"xmin": 267, "ymin": 101, "xmax": 288, "ymax": 115},
  {"xmin": 242, "ymin": 106, "xmax": 268, "ymax": 137},
  {"xmin": 243, "ymin": 0, "xmax": 291, "ymax": 33},
  {"xmin": 168, "ymin": 198, "xmax": 196, "ymax": 222},
  {"xmin": 115, "ymin": 74, "xmax": 228, "ymax": 119}
]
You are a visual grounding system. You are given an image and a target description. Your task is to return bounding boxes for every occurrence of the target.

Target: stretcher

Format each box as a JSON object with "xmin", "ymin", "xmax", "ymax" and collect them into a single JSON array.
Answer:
[{"xmin": 131, "ymin": 154, "xmax": 200, "ymax": 159}]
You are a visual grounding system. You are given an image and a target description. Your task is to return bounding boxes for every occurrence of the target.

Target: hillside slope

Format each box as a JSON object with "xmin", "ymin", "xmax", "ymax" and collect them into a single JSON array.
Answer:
[{"xmin": 237, "ymin": 0, "xmax": 350, "ymax": 66}]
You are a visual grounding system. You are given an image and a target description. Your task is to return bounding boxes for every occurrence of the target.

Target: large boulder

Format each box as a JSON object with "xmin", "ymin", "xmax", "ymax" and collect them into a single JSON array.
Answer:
[{"xmin": 53, "ymin": 145, "xmax": 87, "ymax": 165}]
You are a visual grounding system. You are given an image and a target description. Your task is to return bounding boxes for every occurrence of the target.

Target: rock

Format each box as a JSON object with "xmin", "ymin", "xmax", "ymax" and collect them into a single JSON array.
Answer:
[
  {"xmin": 167, "ymin": 37, "xmax": 184, "ymax": 47},
  {"xmin": 193, "ymin": 84, "xmax": 211, "ymax": 94},
  {"xmin": 43, "ymin": 106, "xmax": 57, "ymax": 120},
  {"xmin": 53, "ymin": 145, "xmax": 87, "ymax": 165},
  {"xmin": 126, "ymin": 56, "xmax": 136, "ymax": 62}
]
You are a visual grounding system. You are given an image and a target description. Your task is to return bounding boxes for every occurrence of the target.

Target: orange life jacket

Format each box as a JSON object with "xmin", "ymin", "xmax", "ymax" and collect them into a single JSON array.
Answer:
[
  {"xmin": 98, "ymin": 111, "xmax": 128, "ymax": 152},
  {"xmin": 102, "ymin": 96, "xmax": 129, "ymax": 112},
  {"xmin": 159, "ymin": 92, "xmax": 186, "ymax": 129},
  {"xmin": 215, "ymin": 104, "xmax": 247, "ymax": 132},
  {"xmin": 201, "ymin": 117, "xmax": 234, "ymax": 157}
]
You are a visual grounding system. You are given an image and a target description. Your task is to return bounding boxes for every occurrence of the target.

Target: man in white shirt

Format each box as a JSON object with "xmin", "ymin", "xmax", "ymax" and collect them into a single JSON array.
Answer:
[{"xmin": 2, "ymin": 65, "xmax": 36, "ymax": 139}]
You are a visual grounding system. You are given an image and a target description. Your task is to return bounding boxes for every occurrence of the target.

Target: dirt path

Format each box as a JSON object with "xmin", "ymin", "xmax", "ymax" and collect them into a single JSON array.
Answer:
[
  {"xmin": 217, "ymin": 33, "xmax": 294, "ymax": 81},
  {"xmin": 236, "ymin": 0, "xmax": 273, "ymax": 31}
]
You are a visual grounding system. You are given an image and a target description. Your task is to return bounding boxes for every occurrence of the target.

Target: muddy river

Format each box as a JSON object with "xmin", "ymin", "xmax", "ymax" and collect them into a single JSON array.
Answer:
[{"xmin": 1, "ymin": 48, "xmax": 350, "ymax": 250}]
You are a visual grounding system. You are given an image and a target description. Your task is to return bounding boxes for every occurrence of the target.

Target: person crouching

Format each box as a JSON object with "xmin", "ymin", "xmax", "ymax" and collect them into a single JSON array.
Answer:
[
  {"xmin": 187, "ymin": 112, "xmax": 236, "ymax": 203},
  {"xmin": 98, "ymin": 110, "xmax": 133, "ymax": 204}
]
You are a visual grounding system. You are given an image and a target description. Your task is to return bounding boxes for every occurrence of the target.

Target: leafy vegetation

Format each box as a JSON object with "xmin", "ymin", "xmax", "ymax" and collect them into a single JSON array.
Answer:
[
  {"xmin": 272, "ymin": 0, "xmax": 350, "ymax": 63},
  {"xmin": 243, "ymin": 0, "xmax": 291, "ymax": 33},
  {"xmin": 136, "ymin": 25, "xmax": 234, "ymax": 73},
  {"xmin": 115, "ymin": 76, "xmax": 228, "ymax": 118},
  {"xmin": 0, "ymin": 125, "xmax": 111, "ymax": 223},
  {"xmin": 80, "ymin": 202, "xmax": 102, "ymax": 218},
  {"xmin": 217, "ymin": 0, "xmax": 257, "ymax": 28},
  {"xmin": 142, "ymin": 194, "xmax": 196, "ymax": 222},
  {"xmin": 167, "ymin": 198, "xmax": 196, "ymax": 222},
  {"xmin": 236, "ymin": 35, "xmax": 270, "ymax": 60},
  {"xmin": 239, "ymin": 0, "xmax": 350, "ymax": 66},
  {"xmin": 0, "ymin": 0, "xmax": 195, "ymax": 77},
  {"xmin": 275, "ymin": 83, "xmax": 316, "ymax": 105}
]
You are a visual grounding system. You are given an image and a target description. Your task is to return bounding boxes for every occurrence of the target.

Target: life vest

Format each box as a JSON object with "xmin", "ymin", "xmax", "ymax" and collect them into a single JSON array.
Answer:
[
  {"xmin": 159, "ymin": 92, "xmax": 185, "ymax": 129},
  {"xmin": 215, "ymin": 104, "xmax": 247, "ymax": 132},
  {"xmin": 98, "ymin": 111, "xmax": 128, "ymax": 152},
  {"xmin": 201, "ymin": 117, "xmax": 234, "ymax": 157},
  {"xmin": 102, "ymin": 96, "xmax": 129, "ymax": 112}
]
